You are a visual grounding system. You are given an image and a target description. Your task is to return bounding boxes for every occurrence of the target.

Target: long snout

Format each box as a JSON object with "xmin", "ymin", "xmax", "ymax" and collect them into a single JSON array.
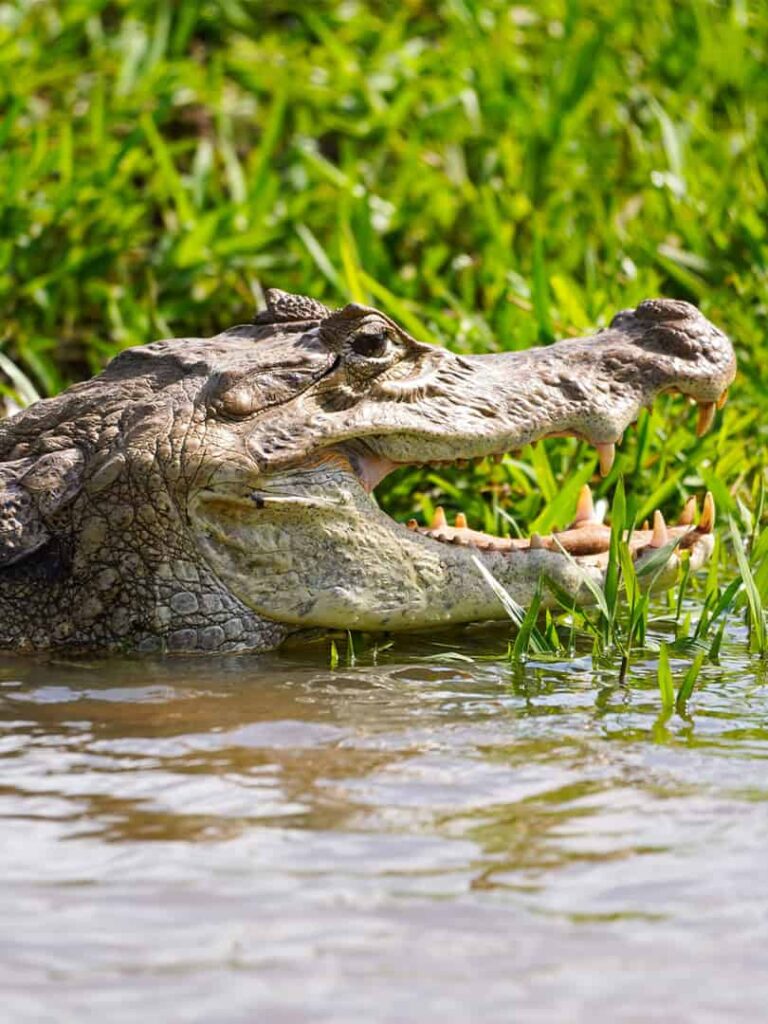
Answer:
[{"xmin": 457, "ymin": 298, "xmax": 735, "ymax": 444}]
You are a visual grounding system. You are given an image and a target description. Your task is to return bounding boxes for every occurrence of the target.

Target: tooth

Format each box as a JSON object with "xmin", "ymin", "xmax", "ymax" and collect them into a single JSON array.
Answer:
[
  {"xmin": 574, "ymin": 483, "xmax": 596, "ymax": 524},
  {"xmin": 700, "ymin": 491, "xmax": 715, "ymax": 533},
  {"xmin": 651, "ymin": 510, "xmax": 668, "ymax": 548},
  {"xmin": 642, "ymin": 519, "xmax": 650, "ymax": 531},
  {"xmin": 716, "ymin": 389, "xmax": 729, "ymax": 410},
  {"xmin": 407, "ymin": 519, "xmax": 418, "ymax": 530},
  {"xmin": 431, "ymin": 506, "xmax": 447, "ymax": 529},
  {"xmin": 696, "ymin": 401, "xmax": 717, "ymax": 437},
  {"xmin": 596, "ymin": 443, "xmax": 615, "ymax": 477},
  {"xmin": 455, "ymin": 512, "xmax": 468, "ymax": 529},
  {"xmin": 530, "ymin": 533, "xmax": 545, "ymax": 549},
  {"xmin": 679, "ymin": 496, "xmax": 697, "ymax": 526}
]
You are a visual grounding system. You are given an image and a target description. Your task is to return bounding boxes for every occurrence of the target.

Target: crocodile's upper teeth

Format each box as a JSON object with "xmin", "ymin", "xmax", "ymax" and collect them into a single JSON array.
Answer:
[
  {"xmin": 595, "ymin": 442, "xmax": 616, "ymax": 477},
  {"xmin": 696, "ymin": 401, "xmax": 717, "ymax": 436}
]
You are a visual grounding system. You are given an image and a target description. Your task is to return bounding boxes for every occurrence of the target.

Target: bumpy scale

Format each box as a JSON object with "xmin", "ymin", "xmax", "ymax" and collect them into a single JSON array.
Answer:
[{"xmin": 0, "ymin": 291, "xmax": 735, "ymax": 653}]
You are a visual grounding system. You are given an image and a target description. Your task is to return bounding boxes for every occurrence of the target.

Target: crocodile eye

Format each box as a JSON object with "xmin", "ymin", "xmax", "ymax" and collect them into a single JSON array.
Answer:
[{"xmin": 350, "ymin": 330, "xmax": 390, "ymax": 359}]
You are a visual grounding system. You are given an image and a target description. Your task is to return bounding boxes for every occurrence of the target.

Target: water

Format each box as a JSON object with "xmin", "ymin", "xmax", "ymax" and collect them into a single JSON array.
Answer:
[{"xmin": 2, "ymin": 621, "xmax": 768, "ymax": 1022}]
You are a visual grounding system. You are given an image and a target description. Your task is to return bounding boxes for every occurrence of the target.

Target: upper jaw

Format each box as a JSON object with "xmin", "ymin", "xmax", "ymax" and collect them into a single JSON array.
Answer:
[{"xmin": 342, "ymin": 298, "xmax": 734, "ymax": 482}]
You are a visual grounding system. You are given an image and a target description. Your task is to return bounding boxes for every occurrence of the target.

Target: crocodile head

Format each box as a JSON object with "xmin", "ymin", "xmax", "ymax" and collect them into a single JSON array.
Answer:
[{"xmin": 0, "ymin": 290, "xmax": 735, "ymax": 653}]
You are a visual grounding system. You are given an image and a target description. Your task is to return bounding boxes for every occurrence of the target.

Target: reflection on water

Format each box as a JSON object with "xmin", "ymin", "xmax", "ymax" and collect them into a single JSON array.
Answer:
[{"xmin": 1, "ymin": 622, "xmax": 768, "ymax": 1021}]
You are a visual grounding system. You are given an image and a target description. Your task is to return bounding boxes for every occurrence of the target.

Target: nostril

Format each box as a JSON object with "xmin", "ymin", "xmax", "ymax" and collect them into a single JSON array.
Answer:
[
  {"xmin": 635, "ymin": 298, "xmax": 699, "ymax": 322},
  {"xmin": 610, "ymin": 298, "xmax": 721, "ymax": 362},
  {"xmin": 603, "ymin": 297, "xmax": 734, "ymax": 399}
]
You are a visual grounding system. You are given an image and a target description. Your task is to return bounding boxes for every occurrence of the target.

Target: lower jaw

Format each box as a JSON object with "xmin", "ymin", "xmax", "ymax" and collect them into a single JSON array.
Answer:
[
  {"xmin": 346, "ymin": 442, "xmax": 716, "ymax": 567},
  {"xmin": 400, "ymin": 486, "xmax": 716, "ymax": 567}
]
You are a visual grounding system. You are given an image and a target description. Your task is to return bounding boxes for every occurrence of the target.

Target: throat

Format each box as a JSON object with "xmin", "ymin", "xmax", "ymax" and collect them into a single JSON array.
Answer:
[{"xmin": 349, "ymin": 449, "xmax": 401, "ymax": 492}]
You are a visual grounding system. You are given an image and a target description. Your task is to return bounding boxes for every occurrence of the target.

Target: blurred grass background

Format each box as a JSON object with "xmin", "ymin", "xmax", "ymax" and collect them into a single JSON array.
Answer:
[{"xmin": 1, "ymin": 0, "xmax": 766, "ymax": 530}]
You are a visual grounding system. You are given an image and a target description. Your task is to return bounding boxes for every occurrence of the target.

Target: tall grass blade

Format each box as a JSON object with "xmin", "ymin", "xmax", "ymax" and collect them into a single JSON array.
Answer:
[
  {"xmin": 0, "ymin": 351, "xmax": 41, "ymax": 407},
  {"xmin": 676, "ymin": 652, "xmax": 705, "ymax": 711},
  {"xmin": 471, "ymin": 555, "xmax": 551, "ymax": 654},
  {"xmin": 511, "ymin": 585, "xmax": 544, "ymax": 660},
  {"xmin": 657, "ymin": 643, "xmax": 675, "ymax": 711},
  {"xmin": 730, "ymin": 516, "xmax": 767, "ymax": 655}
]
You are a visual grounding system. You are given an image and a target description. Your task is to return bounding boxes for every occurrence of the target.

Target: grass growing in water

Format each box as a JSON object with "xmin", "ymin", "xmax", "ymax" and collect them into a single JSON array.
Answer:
[
  {"xmin": 1, "ymin": 1, "xmax": 767, "ymax": 696},
  {"xmin": 468, "ymin": 476, "xmax": 768, "ymax": 713}
]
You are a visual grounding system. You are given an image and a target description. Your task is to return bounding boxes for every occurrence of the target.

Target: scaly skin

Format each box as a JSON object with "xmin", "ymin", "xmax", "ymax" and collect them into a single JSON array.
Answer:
[{"xmin": 0, "ymin": 291, "xmax": 735, "ymax": 654}]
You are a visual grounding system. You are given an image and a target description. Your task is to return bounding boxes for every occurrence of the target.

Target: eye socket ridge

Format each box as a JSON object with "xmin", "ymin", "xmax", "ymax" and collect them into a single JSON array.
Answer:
[{"xmin": 349, "ymin": 327, "xmax": 393, "ymax": 359}]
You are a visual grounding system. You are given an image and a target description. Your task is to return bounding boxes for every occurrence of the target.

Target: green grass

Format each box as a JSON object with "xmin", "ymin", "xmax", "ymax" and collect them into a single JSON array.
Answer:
[{"xmin": 2, "ymin": 0, "xmax": 767, "ymax": 691}]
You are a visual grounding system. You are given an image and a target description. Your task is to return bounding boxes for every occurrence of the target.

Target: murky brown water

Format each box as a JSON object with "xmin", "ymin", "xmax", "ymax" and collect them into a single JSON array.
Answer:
[{"xmin": 2, "ymin": 621, "xmax": 767, "ymax": 1022}]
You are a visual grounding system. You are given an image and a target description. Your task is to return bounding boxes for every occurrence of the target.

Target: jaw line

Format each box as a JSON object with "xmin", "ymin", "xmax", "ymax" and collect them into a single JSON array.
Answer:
[
  {"xmin": 348, "ymin": 431, "xmax": 621, "ymax": 498},
  {"xmin": 189, "ymin": 443, "xmax": 715, "ymax": 635},
  {"xmin": 345, "ymin": 435, "xmax": 594, "ymax": 496},
  {"xmin": 337, "ymin": 438, "xmax": 717, "ymax": 567}
]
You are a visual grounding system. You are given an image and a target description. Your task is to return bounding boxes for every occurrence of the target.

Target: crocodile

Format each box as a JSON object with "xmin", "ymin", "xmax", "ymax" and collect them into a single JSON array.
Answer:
[{"xmin": 0, "ymin": 291, "xmax": 735, "ymax": 654}]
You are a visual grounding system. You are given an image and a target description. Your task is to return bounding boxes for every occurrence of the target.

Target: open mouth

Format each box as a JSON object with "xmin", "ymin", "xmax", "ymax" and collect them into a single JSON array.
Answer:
[
  {"xmin": 350, "ymin": 391, "xmax": 725, "ymax": 567},
  {"xmin": 404, "ymin": 482, "xmax": 715, "ymax": 567}
]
